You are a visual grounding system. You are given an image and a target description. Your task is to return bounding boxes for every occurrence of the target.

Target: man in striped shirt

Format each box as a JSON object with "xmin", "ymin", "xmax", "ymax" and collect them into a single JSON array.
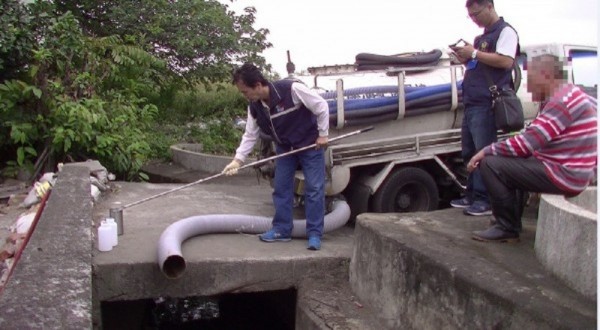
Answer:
[{"xmin": 467, "ymin": 54, "xmax": 597, "ymax": 242}]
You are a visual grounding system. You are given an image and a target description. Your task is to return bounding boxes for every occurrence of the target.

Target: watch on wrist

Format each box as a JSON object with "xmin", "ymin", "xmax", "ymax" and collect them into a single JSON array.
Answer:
[{"xmin": 471, "ymin": 50, "xmax": 478, "ymax": 59}]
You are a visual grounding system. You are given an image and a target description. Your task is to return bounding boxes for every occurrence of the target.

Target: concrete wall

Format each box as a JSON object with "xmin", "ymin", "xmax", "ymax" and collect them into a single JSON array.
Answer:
[
  {"xmin": 0, "ymin": 165, "xmax": 93, "ymax": 329},
  {"xmin": 535, "ymin": 187, "xmax": 597, "ymax": 301},
  {"xmin": 349, "ymin": 212, "xmax": 596, "ymax": 329},
  {"xmin": 170, "ymin": 144, "xmax": 255, "ymax": 175}
]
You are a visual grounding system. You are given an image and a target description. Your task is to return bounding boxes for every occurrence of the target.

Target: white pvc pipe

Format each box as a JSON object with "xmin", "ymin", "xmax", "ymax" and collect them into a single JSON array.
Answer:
[{"xmin": 157, "ymin": 200, "xmax": 351, "ymax": 279}]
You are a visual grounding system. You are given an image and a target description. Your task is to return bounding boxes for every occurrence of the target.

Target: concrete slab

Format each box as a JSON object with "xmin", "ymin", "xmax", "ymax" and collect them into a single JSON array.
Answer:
[
  {"xmin": 350, "ymin": 210, "xmax": 597, "ymax": 329},
  {"xmin": 91, "ymin": 177, "xmax": 355, "ymax": 300}
]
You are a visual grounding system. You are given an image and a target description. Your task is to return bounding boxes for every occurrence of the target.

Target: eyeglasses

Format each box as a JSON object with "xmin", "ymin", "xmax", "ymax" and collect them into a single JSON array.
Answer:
[{"xmin": 467, "ymin": 8, "xmax": 486, "ymax": 19}]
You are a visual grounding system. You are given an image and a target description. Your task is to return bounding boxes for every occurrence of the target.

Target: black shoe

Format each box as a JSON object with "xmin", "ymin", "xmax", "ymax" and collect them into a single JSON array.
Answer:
[
  {"xmin": 472, "ymin": 226, "xmax": 519, "ymax": 243},
  {"xmin": 488, "ymin": 216, "xmax": 522, "ymax": 232}
]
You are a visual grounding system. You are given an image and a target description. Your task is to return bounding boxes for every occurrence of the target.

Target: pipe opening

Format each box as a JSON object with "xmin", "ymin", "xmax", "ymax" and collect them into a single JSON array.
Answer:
[{"xmin": 163, "ymin": 255, "xmax": 186, "ymax": 279}]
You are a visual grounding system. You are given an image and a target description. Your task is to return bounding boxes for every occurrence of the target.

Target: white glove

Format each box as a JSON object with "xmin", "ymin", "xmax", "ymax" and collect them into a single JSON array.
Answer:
[{"xmin": 222, "ymin": 159, "xmax": 242, "ymax": 176}]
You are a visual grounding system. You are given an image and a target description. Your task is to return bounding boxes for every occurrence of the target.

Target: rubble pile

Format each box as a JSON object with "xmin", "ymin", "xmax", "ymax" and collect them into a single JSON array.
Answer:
[{"xmin": 0, "ymin": 161, "xmax": 114, "ymax": 291}]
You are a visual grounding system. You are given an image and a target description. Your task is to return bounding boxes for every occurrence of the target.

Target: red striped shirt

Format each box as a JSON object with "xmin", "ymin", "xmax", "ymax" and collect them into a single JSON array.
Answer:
[{"xmin": 484, "ymin": 84, "xmax": 597, "ymax": 194}]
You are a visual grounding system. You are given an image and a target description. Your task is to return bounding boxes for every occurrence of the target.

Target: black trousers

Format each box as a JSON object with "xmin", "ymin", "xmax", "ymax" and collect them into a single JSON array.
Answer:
[
  {"xmin": 479, "ymin": 155, "xmax": 567, "ymax": 233},
  {"xmin": 479, "ymin": 155, "xmax": 566, "ymax": 202}
]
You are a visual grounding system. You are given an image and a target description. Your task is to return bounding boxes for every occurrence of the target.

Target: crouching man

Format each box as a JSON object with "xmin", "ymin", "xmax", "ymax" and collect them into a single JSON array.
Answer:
[{"xmin": 468, "ymin": 54, "xmax": 597, "ymax": 242}]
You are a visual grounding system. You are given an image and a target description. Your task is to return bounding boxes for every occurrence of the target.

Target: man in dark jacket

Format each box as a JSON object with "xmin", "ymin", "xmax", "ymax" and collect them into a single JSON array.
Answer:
[
  {"xmin": 450, "ymin": 0, "xmax": 519, "ymax": 216},
  {"xmin": 223, "ymin": 63, "xmax": 329, "ymax": 250}
]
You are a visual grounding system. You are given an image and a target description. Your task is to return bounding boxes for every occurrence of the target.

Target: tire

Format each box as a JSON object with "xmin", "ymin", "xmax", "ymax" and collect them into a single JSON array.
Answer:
[
  {"xmin": 342, "ymin": 179, "xmax": 372, "ymax": 223},
  {"xmin": 370, "ymin": 167, "xmax": 439, "ymax": 213}
]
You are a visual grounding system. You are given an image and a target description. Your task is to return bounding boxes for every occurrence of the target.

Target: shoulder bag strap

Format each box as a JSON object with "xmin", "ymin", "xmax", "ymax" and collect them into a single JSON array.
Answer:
[
  {"xmin": 482, "ymin": 60, "xmax": 518, "ymax": 98},
  {"xmin": 482, "ymin": 65, "xmax": 499, "ymax": 98}
]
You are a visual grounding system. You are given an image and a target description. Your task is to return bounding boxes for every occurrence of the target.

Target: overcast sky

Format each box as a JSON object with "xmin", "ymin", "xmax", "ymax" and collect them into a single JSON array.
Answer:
[{"xmin": 219, "ymin": 0, "xmax": 598, "ymax": 76}]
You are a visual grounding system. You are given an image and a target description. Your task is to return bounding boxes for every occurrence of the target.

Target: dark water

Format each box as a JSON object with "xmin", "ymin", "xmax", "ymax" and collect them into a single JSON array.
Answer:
[{"xmin": 101, "ymin": 288, "xmax": 296, "ymax": 330}]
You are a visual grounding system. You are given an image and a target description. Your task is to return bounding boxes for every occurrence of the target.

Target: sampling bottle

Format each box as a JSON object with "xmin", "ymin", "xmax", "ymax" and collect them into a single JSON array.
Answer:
[
  {"xmin": 105, "ymin": 217, "xmax": 118, "ymax": 247},
  {"xmin": 97, "ymin": 220, "xmax": 113, "ymax": 252}
]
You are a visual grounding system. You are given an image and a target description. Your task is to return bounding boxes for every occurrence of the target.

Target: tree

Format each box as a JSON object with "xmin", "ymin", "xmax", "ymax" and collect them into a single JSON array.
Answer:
[
  {"xmin": 0, "ymin": 0, "xmax": 274, "ymax": 181},
  {"xmin": 53, "ymin": 0, "xmax": 273, "ymax": 82},
  {"xmin": 1, "ymin": 1, "xmax": 167, "ymax": 180},
  {"xmin": 0, "ymin": 0, "xmax": 36, "ymax": 81}
]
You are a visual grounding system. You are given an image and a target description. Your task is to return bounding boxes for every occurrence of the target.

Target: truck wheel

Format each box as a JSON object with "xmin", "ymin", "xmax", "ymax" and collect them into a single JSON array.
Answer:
[
  {"xmin": 371, "ymin": 167, "xmax": 439, "ymax": 213},
  {"xmin": 342, "ymin": 180, "xmax": 371, "ymax": 223}
]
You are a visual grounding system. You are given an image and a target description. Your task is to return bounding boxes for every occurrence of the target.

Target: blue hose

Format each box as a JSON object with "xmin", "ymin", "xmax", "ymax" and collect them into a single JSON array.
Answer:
[
  {"xmin": 326, "ymin": 82, "xmax": 463, "ymax": 112},
  {"xmin": 323, "ymin": 81, "xmax": 464, "ymax": 126}
]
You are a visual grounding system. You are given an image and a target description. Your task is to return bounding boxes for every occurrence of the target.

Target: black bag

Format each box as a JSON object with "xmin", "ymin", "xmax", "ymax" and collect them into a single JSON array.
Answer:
[
  {"xmin": 483, "ymin": 65, "xmax": 525, "ymax": 132},
  {"xmin": 490, "ymin": 87, "xmax": 524, "ymax": 132}
]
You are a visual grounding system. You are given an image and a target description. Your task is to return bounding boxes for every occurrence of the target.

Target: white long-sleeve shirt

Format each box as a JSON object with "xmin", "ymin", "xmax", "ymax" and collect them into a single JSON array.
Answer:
[{"xmin": 234, "ymin": 82, "xmax": 329, "ymax": 163}]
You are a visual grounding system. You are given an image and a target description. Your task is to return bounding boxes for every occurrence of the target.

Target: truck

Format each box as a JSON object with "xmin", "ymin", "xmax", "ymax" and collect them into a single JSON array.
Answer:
[{"xmin": 274, "ymin": 43, "xmax": 597, "ymax": 220}]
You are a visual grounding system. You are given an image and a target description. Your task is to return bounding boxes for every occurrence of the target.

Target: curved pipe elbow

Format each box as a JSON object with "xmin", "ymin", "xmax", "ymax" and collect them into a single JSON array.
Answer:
[{"xmin": 157, "ymin": 200, "xmax": 351, "ymax": 279}]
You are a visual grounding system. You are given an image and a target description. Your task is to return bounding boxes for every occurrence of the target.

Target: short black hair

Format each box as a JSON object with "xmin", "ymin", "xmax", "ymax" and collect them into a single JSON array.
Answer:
[
  {"xmin": 466, "ymin": 0, "xmax": 493, "ymax": 7},
  {"xmin": 232, "ymin": 63, "xmax": 269, "ymax": 87}
]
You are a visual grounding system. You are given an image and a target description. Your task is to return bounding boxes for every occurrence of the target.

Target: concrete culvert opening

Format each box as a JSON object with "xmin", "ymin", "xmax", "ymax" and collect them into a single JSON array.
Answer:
[{"xmin": 101, "ymin": 288, "xmax": 297, "ymax": 329}]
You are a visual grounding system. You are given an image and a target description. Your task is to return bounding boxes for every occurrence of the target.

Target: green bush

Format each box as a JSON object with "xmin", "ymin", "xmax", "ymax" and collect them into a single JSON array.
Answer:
[
  {"xmin": 0, "ymin": 1, "xmax": 271, "ymax": 181},
  {"xmin": 0, "ymin": 9, "xmax": 167, "ymax": 181},
  {"xmin": 163, "ymin": 83, "xmax": 247, "ymax": 123},
  {"xmin": 148, "ymin": 83, "xmax": 247, "ymax": 158}
]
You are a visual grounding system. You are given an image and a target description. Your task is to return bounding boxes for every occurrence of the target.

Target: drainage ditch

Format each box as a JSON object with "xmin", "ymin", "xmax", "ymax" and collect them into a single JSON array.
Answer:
[
  {"xmin": 101, "ymin": 288, "xmax": 297, "ymax": 329},
  {"xmin": 97, "ymin": 165, "xmax": 299, "ymax": 329}
]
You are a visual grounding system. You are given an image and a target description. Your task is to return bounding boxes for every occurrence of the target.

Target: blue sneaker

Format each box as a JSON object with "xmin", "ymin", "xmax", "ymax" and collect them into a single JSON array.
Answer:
[
  {"xmin": 450, "ymin": 196, "xmax": 472, "ymax": 208},
  {"xmin": 307, "ymin": 235, "xmax": 321, "ymax": 251},
  {"xmin": 259, "ymin": 229, "xmax": 291, "ymax": 242},
  {"xmin": 464, "ymin": 201, "xmax": 492, "ymax": 216}
]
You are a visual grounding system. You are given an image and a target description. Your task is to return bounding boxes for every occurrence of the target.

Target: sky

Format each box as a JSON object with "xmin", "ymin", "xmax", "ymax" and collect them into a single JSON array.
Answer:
[{"xmin": 219, "ymin": 0, "xmax": 598, "ymax": 76}]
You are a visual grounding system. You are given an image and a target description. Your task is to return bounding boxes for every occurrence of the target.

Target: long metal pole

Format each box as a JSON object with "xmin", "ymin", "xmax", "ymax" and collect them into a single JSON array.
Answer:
[
  {"xmin": 433, "ymin": 155, "xmax": 466, "ymax": 191},
  {"xmin": 120, "ymin": 126, "xmax": 374, "ymax": 211}
]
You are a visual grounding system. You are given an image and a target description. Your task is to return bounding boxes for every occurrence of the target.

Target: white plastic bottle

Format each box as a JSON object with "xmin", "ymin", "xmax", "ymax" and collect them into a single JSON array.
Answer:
[
  {"xmin": 97, "ymin": 220, "xmax": 113, "ymax": 252},
  {"xmin": 105, "ymin": 217, "xmax": 118, "ymax": 247}
]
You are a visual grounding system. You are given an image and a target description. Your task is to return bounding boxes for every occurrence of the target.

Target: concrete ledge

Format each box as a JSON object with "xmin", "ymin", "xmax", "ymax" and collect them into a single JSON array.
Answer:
[
  {"xmin": 94, "ymin": 253, "xmax": 352, "ymax": 301},
  {"xmin": 170, "ymin": 143, "xmax": 255, "ymax": 175},
  {"xmin": 0, "ymin": 165, "xmax": 93, "ymax": 329},
  {"xmin": 535, "ymin": 188, "xmax": 597, "ymax": 301},
  {"xmin": 349, "ymin": 212, "xmax": 596, "ymax": 329}
]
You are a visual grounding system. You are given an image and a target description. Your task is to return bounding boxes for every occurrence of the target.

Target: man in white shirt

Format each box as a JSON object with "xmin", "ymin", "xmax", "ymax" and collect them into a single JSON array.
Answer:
[{"xmin": 223, "ymin": 63, "xmax": 329, "ymax": 250}]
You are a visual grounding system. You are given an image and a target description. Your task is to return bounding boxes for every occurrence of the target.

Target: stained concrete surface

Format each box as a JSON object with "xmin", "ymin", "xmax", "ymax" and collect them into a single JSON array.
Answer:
[
  {"xmin": 350, "ymin": 211, "xmax": 596, "ymax": 329},
  {"xmin": 536, "ymin": 189, "xmax": 597, "ymax": 301},
  {"xmin": 92, "ymin": 162, "xmax": 387, "ymax": 328},
  {"xmin": 0, "ymin": 161, "xmax": 596, "ymax": 329},
  {"xmin": 0, "ymin": 165, "xmax": 93, "ymax": 329}
]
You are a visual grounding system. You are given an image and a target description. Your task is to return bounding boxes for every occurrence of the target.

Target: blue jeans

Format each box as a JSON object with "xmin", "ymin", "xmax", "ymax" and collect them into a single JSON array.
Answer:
[
  {"xmin": 272, "ymin": 146, "xmax": 325, "ymax": 237},
  {"xmin": 461, "ymin": 105, "xmax": 497, "ymax": 204}
]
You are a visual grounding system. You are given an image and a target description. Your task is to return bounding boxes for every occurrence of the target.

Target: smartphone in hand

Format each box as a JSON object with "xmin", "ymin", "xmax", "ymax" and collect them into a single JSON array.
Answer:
[{"xmin": 449, "ymin": 38, "xmax": 467, "ymax": 49}]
